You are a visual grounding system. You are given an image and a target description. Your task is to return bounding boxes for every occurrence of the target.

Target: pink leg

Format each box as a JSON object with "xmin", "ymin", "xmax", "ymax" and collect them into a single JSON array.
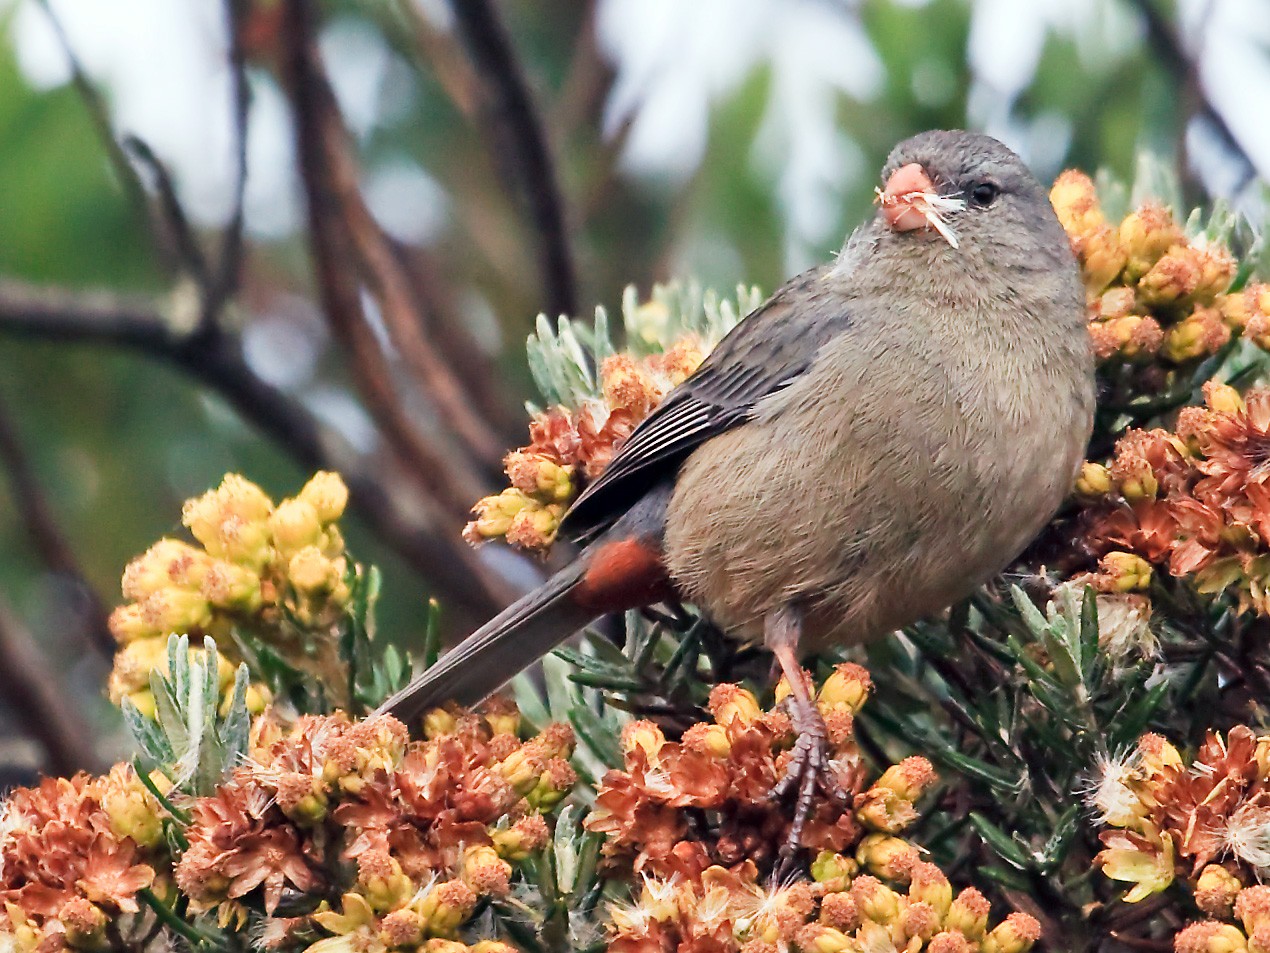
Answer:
[{"xmin": 766, "ymin": 605, "xmax": 848, "ymax": 873}]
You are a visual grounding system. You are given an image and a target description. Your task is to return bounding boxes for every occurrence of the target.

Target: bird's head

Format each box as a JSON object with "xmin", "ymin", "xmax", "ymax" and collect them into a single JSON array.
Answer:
[{"xmin": 872, "ymin": 130, "xmax": 1065, "ymax": 264}]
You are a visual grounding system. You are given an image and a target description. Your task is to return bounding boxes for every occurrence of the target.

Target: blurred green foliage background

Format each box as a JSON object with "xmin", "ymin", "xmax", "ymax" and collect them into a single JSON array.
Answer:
[{"xmin": 0, "ymin": 0, "xmax": 1264, "ymax": 777}]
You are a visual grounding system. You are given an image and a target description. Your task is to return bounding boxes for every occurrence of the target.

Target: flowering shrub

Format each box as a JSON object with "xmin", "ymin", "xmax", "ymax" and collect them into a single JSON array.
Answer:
[{"xmin": 1, "ymin": 168, "xmax": 1268, "ymax": 952}]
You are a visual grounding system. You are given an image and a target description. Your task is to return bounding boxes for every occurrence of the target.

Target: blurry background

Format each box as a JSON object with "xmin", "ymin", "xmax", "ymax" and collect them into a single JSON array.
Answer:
[{"xmin": 0, "ymin": 0, "xmax": 1265, "ymax": 779}]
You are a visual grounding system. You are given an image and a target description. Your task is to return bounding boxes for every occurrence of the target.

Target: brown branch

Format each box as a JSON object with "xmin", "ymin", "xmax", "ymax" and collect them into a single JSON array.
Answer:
[
  {"xmin": 0, "ymin": 280, "xmax": 508, "ymax": 621},
  {"xmin": 205, "ymin": 0, "xmax": 252, "ymax": 327},
  {"xmin": 0, "ymin": 392, "xmax": 115, "ymax": 657},
  {"xmin": 276, "ymin": 11, "xmax": 507, "ymax": 471},
  {"xmin": 1126, "ymin": 0, "xmax": 1264, "ymax": 193},
  {"xmin": 443, "ymin": 0, "xmax": 579, "ymax": 320},
  {"xmin": 0, "ymin": 591, "xmax": 101, "ymax": 775}
]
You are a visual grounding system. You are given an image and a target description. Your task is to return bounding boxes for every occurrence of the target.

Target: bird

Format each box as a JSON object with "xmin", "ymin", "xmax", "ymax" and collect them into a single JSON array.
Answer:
[{"xmin": 378, "ymin": 129, "xmax": 1095, "ymax": 850}]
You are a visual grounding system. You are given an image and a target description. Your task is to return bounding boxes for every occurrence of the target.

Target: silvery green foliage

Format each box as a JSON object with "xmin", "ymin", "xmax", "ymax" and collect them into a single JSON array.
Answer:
[
  {"xmin": 121, "ymin": 634, "xmax": 251, "ymax": 796},
  {"xmin": 525, "ymin": 280, "xmax": 764, "ymax": 410},
  {"xmin": 1097, "ymin": 151, "xmax": 1263, "ymax": 261}
]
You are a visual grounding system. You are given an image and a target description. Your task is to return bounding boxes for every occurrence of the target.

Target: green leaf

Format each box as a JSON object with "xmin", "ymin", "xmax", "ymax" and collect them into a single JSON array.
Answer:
[{"xmin": 969, "ymin": 811, "xmax": 1032, "ymax": 870}]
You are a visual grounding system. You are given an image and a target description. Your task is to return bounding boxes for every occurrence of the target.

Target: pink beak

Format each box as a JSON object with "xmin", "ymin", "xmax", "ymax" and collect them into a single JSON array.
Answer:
[{"xmin": 879, "ymin": 163, "xmax": 936, "ymax": 232}]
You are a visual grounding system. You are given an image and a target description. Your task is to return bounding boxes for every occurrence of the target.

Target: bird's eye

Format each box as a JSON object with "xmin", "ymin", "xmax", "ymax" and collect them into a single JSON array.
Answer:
[{"xmin": 969, "ymin": 182, "xmax": 1000, "ymax": 207}]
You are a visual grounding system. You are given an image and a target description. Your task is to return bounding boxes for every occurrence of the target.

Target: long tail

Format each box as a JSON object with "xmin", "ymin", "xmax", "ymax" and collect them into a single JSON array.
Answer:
[{"xmin": 374, "ymin": 559, "xmax": 599, "ymax": 725}]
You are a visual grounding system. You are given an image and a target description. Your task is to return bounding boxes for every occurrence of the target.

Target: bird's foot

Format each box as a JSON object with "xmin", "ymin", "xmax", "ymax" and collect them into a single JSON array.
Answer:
[{"xmin": 769, "ymin": 692, "xmax": 850, "ymax": 880}]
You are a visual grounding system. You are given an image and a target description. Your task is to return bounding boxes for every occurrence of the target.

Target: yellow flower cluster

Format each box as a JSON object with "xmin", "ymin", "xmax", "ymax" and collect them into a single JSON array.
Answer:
[
  {"xmin": 466, "ymin": 340, "xmax": 704, "ymax": 552},
  {"xmin": 1049, "ymin": 170, "xmax": 1263, "ymax": 364},
  {"xmin": 107, "ymin": 472, "xmax": 352, "ymax": 716},
  {"xmin": 606, "ymin": 857, "xmax": 1040, "ymax": 953}
]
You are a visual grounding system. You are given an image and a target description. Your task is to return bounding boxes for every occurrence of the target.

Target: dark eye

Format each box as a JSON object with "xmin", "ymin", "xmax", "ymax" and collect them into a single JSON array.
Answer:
[{"xmin": 969, "ymin": 182, "xmax": 1000, "ymax": 207}]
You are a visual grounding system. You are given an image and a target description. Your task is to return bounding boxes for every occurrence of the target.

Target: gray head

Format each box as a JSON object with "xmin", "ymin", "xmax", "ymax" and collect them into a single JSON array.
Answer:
[{"xmin": 872, "ymin": 129, "xmax": 1072, "ymax": 273}]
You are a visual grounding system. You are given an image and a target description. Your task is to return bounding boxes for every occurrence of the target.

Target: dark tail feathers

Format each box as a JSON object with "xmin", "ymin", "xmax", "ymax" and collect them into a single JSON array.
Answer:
[{"xmin": 374, "ymin": 560, "xmax": 599, "ymax": 725}]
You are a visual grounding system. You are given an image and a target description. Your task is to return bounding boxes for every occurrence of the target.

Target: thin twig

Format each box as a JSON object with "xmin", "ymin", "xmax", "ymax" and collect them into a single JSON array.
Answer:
[
  {"xmin": 278, "ymin": 0, "xmax": 508, "ymax": 522},
  {"xmin": 445, "ymin": 0, "xmax": 579, "ymax": 320},
  {"xmin": 0, "ymin": 391, "xmax": 115, "ymax": 656},
  {"xmin": 0, "ymin": 279, "xmax": 509, "ymax": 621},
  {"xmin": 31, "ymin": 0, "xmax": 153, "ymax": 235},
  {"xmin": 122, "ymin": 136, "xmax": 214, "ymax": 290},
  {"xmin": 0, "ymin": 591, "xmax": 101, "ymax": 774},
  {"xmin": 205, "ymin": 0, "xmax": 253, "ymax": 328}
]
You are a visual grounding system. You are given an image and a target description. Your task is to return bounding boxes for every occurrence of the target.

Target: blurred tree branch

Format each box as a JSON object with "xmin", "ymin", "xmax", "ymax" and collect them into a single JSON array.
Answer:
[
  {"xmin": 0, "ymin": 280, "xmax": 507, "ymax": 621},
  {"xmin": 0, "ymin": 392, "xmax": 114, "ymax": 657},
  {"xmin": 277, "ymin": 1, "xmax": 508, "ymax": 475},
  {"xmin": 0, "ymin": 592, "xmax": 101, "ymax": 775},
  {"xmin": 1125, "ymin": 0, "xmax": 1263, "ymax": 195},
  {"xmin": 440, "ymin": 0, "xmax": 579, "ymax": 320}
]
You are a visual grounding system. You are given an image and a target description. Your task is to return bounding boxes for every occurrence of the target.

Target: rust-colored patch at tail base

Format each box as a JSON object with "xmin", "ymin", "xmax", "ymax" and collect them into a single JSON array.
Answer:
[{"xmin": 572, "ymin": 537, "xmax": 675, "ymax": 613}]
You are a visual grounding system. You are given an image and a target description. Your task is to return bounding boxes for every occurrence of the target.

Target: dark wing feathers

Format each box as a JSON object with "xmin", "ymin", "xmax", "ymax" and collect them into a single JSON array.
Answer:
[{"xmin": 563, "ymin": 265, "xmax": 850, "ymax": 540}]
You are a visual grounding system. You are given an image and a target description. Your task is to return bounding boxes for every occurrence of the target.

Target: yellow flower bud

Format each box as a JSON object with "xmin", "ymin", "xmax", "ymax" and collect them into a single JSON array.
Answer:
[
  {"xmin": 504, "ymin": 451, "xmax": 576, "ymax": 504},
  {"xmin": 1117, "ymin": 464, "xmax": 1159, "ymax": 503},
  {"xmin": 122, "ymin": 539, "xmax": 211, "ymax": 600},
  {"xmin": 876, "ymin": 756, "xmax": 936, "ymax": 802},
  {"xmin": 269, "ymin": 498, "xmax": 325, "ymax": 557},
  {"xmin": 465, "ymin": 488, "xmax": 533, "ymax": 541},
  {"xmin": 491, "ymin": 815, "xmax": 549, "ymax": 861},
  {"xmin": 682, "ymin": 722, "xmax": 732, "ymax": 758},
  {"xmin": 794, "ymin": 924, "xmax": 853, "ymax": 953},
  {"xmin": 1236, "ymin": 885, "xmax": 1270, "ymax": 938},
  {"xmin": 1119, "ymin": 202, "xmax": 1184, "ymax": 282},
  {"xmin": 1050, "ymin": 170, "xmax": 1104, "ymax": 239},
  {"xmin": 810, "ymin": 851, "xmax": 858, "ymax": 892},
  {"xmin": 379, "ymin": 908, "xmax": 424, "ymax": 948},
  {"xmin": 1195, "ymin": 865, "xmax": 1243, "ymax": 918},
  {"xmin": 108, "ymin": 604, "xmax": 156, "ymax": 644},
  {"xmin": 505, "ymin": 501, "xmax": 564, "ymax": 551},
  {"xmin": 849, "ymin": 875, "xmax": 900, "ymax": 925},
  {"xmin": 101, "ymin": 768, "xmax": 164, "ymax": 848},
  {"xmin": 287, "ymin": 546, "xmax": 343, "ymax": 595},
  {"xmin": 818, "ymin": 663, "xmax": 871, "ymax": 712},
  {"xmin": 297, "ymin": 471, "xmax": 349, "ymax": 524},
  {"xmin": 462, "ymin": 845, "xmax": 512, "ymax": 897},
  {"xmin": 359, "ymin": 852, "xmax": 413, "ymax": 912},
  {"xmin": 1075, "ymin": 462, "xmax": 1113, "ymax": 498},
  {"xmin": 946, "ymin": 887, "xmax": 991, "ymax": 940},
  {"xmin": 1205, "ymin": 381, "xmax": 1246, "ymax": 415},
  {"xmin": 423, "ymin": 707, "xmax": 458, "ymax": 740},
  {"xmin": 1173, "ymin": 921, "xmax": 1248, "ymax": 953},
  {"xmin": 58, "ymin": 898, "xmax": 108, "ymax": 950},
  {"xmin": 109, "ymin": 637, "xmax": 171, "ymax": 699},
  {"xmin": 482, "ymin": 697, "xmax": 520, "ymax": 737},
  {"xmin": 201, "ymin": 560, "xmax": 262, "ymax": 611},
  {"xmin": 1081, "ymin": 224, "xmax": 1128, "ymax": 295},
  {"xmin": 139, "ymin": 588, "xmax": 213, "ymax": 634},
  {"xmin": 182, "ymin": 475, "xmax": 273, "ymax": 565},
  {"xmin": 417, "ymin": 880, "xmax": 476, "ymax": 938},
  {"xmin": 707, "ymin": 684, "xmax": 763, "ymax": 728},
  {"xmin": 856, "ymin": 834, "xmax": 918, "ymax": 882},
  {"xmin": 907, "ymin": 861, "xmax": 952, "ymax": 918},
  {"xmin": 252, "ymin": 682, "xmax": 276, "ymax": 714},
  {"xmin": 1163, "ymin": 307, "xmax": 1231, "ymax": 364},
  {"xmin": 1100, "ymin": 551, "xmax": 1153, "ymax": 592},
  {"xmin": 621, "ymin": 720, "xmax": 665, "ymax": 761},
  {"xmin": 981, "ymin": 913, "xmax": 1042, "ymax": 953}
]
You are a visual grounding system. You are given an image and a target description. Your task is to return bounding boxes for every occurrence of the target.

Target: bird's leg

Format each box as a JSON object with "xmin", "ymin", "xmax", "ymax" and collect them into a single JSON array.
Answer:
[{"xmin": 765, "ymin": 606, "xmax": 848, "ymax": 875}]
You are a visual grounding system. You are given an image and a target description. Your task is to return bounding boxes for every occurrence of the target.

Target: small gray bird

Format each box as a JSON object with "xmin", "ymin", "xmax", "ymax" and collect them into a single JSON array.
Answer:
[{"xmin": 379, "ymin": 129, "xmax": 1095, "ymax": 842}]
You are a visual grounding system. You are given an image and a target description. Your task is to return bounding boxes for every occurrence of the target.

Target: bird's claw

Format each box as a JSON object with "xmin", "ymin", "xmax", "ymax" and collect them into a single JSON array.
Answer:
[{"xmin": 769, "ymin": 699, "xmax": 849, "ymax": 879}]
